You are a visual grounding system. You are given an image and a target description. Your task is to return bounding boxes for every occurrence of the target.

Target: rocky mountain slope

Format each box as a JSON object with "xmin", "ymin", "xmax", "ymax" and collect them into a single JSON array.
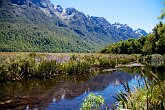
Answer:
[{"xmin": 0, "ymin": 0, "xmax": 147, "ymax": 52}]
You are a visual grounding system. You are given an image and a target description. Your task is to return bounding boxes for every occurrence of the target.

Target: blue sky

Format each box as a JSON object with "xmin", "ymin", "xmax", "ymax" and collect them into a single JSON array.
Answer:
[{"xmin": 50, "ymin": 0, "xmax": 164, "ymax": 33}]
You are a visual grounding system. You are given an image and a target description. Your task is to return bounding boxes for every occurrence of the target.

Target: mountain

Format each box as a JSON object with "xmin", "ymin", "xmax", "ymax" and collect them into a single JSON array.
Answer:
[
  {"xmin": 112, "ymin": 22, "xmax": 146, "ymax": 40},
  {"xmin": 134, "ymin": 28, "xmax": 148, "ymax": 36},
  {"xmin": 0, "ymin": 0, "xmax": 147, "ymax": 52}
]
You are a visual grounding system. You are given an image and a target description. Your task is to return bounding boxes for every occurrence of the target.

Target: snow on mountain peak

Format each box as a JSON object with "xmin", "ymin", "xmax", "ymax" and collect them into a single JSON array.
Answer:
[{"xmin": 54, "ymin": 5, "xmax": 63, "ymax": 13}]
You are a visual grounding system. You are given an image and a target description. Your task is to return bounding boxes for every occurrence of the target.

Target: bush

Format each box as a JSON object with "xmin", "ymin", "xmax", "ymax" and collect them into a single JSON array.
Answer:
[{"xmin": 81, "ymin": 93, "xmax": 104, "ymax": 110}]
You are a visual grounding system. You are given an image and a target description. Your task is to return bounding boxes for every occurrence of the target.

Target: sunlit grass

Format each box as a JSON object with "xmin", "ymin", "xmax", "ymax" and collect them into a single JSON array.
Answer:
[{"xmin": 0, "ymin": 52, "xmax": 140, "ymax": 81}]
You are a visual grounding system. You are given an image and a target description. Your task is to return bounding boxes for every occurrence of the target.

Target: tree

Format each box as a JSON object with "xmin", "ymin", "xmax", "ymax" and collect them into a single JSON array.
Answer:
[
  {"xmin": 155, "ymin": 23, "xmax": 165, "ymax": 54},
  {"xmin": 158, "ymin": 2, "xmax": 165, "ymax": 20}
]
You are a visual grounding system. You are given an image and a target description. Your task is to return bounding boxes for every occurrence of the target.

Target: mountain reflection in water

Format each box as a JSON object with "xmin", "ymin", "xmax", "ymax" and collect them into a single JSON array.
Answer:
[{"xmin": 0, "ymin": 70, "xmax": 144, "ymax": 110}]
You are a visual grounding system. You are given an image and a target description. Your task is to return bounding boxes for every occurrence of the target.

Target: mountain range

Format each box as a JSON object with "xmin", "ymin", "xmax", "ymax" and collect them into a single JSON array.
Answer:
[{"xmin": 0, "ymin": 0, "xmax": 147, "ymax": 52}]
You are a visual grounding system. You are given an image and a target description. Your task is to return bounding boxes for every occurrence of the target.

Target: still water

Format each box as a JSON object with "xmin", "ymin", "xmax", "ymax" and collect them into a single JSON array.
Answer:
[{"xmin": 0, "ymin": 66, "xmax": 164, "ymax": 110}]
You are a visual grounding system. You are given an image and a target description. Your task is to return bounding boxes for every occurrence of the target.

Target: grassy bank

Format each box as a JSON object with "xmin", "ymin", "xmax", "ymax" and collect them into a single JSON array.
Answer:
[
  {"xmin": 115, "ymin": 77, "xmax": 165, "ymax": 109},
  {"xmin": 0, "ymin": 52, "xmax": 140, "ymax": 81}
]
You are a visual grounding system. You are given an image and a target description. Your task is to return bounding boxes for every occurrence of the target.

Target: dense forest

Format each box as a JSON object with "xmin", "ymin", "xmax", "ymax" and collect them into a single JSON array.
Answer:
[
  {"xmin": 101, "ymin": 22, "xmax": 165, "ymax": 55},
  {"xmin": 0, "ymin": 0, "xmax": 100, "ymax": 52},
  {"xmin": 0, "ymin": 22, "xmax": 98, "ymax": 52}
]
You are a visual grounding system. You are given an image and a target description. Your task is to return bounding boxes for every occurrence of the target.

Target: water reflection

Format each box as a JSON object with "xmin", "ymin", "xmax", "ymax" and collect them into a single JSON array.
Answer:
[
  {"xmin": 45, "ymin": 71, "xmax": 144, "ymax": 110},
  {"xmin": 0, "ymin": 67, "xmax": 164, "ymax": 110},
  {"xmin": 52, "ymin": 97, "xmax": 56, "ymax": 102}
]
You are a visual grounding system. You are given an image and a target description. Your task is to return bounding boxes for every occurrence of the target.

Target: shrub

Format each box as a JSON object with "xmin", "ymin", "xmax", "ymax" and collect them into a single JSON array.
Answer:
[{"xmin": 81, "ymin": 93, "xmax": 104, "ymax": 110}]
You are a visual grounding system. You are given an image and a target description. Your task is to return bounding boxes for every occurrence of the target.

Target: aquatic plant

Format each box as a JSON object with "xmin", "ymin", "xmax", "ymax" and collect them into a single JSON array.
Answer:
[{"xmin": 81, "ymin": 93, "xmax": 104, "ymax": 110}]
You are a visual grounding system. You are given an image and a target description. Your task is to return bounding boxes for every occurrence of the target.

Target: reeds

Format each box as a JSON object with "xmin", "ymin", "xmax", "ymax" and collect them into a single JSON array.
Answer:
[
  {"xmin": 113, "ymin": 73, "xmax": 165, "ymax": 110},
  {"xmin": 0, "ymin": 53, "xmax": 140, "ymax": 81}
]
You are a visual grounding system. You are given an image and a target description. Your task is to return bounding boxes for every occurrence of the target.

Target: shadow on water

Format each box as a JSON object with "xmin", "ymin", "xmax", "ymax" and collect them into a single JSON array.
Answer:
[{"xmin": 0, "ymin": 66, "xmax": 164, "ymax": 110}]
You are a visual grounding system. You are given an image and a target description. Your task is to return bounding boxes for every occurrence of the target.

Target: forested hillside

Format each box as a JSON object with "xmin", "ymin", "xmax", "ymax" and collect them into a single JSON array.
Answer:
[
  {"xmin": 0, "ymin": 0, "xmax": 147, "ymax": 52},
  {"xmin": 0, "ymin": 0, "xmax": 100, "ymax": 52},
  {"xmin": 101, "ymin": 22, "xmax": 165, "ymax": 55}
]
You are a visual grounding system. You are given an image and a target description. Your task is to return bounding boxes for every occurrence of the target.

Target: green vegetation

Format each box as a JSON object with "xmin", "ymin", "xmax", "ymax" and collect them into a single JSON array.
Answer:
[
  {"xmin": 114, "ymin": 74, "xmax": 165, "ymax": 110},
  {"xmin": 81, "ymin": 93, "xmax": 104, "ymax": 110},
  {"xmin": 0, "ymin": 53, "xmax": 140, "ymax": 81},
  {"xmin": 0, "ymin": 22, "xmax": 99, "ymax": 52},
  {"xmin": 0, "ymin": 1, "xmax": 101, "ymax": 52},
  {"xmin": 125, "ymin": 81, "xmax": 165, "ymax": 109},
  {"xmin": 158, "ymin": 2, "xmax": 165, "ymax": 20},
  {"xmin": 101, "ymin": 22, "xmax": 165, "ymax": 55}
]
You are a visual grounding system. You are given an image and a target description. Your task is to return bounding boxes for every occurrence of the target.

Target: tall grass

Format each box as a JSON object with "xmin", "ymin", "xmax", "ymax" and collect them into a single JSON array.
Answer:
[
  {"xmin": 0, "ymin": 53, "xmax": 141, "ymax": 81},
  {"xmin": 113, "ymin": 73, "xmax": 165, "ymax": 110}
]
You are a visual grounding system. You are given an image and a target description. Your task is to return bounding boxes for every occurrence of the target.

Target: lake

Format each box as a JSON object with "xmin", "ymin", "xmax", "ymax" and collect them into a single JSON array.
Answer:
[{"xmin": 0, "ymin": 66, "xmax": 164, "ymax": 110}]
